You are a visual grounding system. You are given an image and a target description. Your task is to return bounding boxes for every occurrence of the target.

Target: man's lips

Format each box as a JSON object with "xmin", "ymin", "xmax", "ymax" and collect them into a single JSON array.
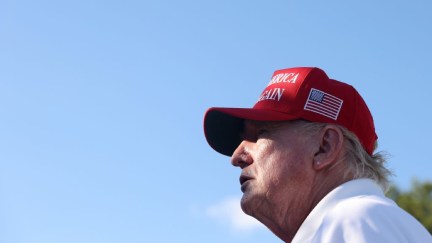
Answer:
[
  {"xmin": 239, "ymin": 174, "xmax": 253, "ymax": 192},
  {"xmin": 239, "ymin": 174, "xmax": 252, "ymax": 185}
]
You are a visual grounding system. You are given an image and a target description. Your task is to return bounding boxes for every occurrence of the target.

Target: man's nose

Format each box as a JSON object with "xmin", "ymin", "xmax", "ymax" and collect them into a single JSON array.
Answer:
[{"xmin": 231, "ymin": 141, "xmax": 253, "ymax": 169}]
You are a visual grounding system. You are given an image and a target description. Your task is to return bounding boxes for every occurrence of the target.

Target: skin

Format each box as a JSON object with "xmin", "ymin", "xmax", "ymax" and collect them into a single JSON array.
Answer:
[{"xmin": 231, "ymin": 120, "xmax": 354, "ymax": 242}]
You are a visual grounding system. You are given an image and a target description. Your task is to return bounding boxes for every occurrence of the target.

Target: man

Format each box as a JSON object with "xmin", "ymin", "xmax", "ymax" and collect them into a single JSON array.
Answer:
[{"xmin": 203, "ymin": 67, "xmax": 432, "ymax": 242}]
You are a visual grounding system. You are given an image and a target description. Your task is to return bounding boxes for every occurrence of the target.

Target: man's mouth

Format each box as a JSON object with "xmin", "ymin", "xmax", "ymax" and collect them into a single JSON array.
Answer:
[
  {"xmin": 239, "ymin": 175, "xmax": 251, "ymax": 185},
  {"xmin": 239, "ymin": 174, "xmax": 253, "ymax": 192}
]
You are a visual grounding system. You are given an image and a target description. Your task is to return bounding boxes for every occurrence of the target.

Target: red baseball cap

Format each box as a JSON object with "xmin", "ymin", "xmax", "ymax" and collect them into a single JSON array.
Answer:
[{"xmin": 203, "ymin": 67, "xmax": 377, "ymax": 156}]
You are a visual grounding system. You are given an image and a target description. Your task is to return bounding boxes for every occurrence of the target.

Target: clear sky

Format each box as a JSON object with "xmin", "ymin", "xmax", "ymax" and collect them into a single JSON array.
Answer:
[{"xmin": 0, "ymin": 0, "xmax": 431, "ymax": 242}]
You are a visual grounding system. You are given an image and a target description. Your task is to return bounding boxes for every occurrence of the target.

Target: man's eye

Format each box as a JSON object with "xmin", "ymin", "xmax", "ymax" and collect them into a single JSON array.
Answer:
[{"xmin": 257, "ymin": 129, "xmax": 269, "ymax": 137}]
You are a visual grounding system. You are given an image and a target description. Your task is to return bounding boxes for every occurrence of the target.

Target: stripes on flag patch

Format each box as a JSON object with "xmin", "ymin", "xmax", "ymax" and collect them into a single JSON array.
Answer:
[{"xmin": 304, "ymin": 88, "xmax": 343, "ymax": 120}]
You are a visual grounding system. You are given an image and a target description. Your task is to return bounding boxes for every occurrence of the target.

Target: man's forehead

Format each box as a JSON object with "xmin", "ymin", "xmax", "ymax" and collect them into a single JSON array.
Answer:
[
  {"xmin": 243, "ymin": 119, "xmax": 306, "ymax": 129},
  {"xmin": 239, "ymin": 119, "xmax": 313, "ymax": 143},
  {"xmin": 243, "ymin": 120, "xmax": 280, "ymax": 131},
  {"xmin": 244, "ymin": 120, "xmax": 270, "ymax": 127},
  {"xmin": 240, "ymin": 120, "xmax": 304, "ymax": 139}
]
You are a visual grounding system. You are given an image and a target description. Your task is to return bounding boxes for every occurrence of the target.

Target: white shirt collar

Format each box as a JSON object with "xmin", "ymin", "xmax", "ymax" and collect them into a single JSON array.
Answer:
[{"xmin": 292, "ymin": 179, "xmax": 384, "ymax": 243}]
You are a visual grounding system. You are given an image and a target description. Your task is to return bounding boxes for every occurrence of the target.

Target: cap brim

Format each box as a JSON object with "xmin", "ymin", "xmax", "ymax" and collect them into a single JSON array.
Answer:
[{"xmin": 203, "ymin": 107, "xmax": 300, "ymax": 156}]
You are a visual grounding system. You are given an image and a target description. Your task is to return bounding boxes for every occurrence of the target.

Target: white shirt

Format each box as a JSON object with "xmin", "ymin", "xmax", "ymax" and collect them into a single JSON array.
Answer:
[{"xmin": 292, "ymin": 179, "xmax": 432, "ymax": 243}]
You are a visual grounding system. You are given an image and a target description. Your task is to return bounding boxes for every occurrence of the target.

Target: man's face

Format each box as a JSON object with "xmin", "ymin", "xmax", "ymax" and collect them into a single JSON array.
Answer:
[{"xmin": 231, "ymin": 120, "xmax": 318, "ymax": 219}]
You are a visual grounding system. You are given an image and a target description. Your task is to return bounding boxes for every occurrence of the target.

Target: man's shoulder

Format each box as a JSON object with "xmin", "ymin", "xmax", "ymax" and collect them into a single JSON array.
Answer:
[
  {"xmin": 316, "ymin": 194, "xmax": 432, "ymax": 242},
  {"xmin": 327, "ymin": 193, "xmax": 396, "ymax": 219},
  {"xmin": 324, "ymin": 193, "xmax": 423, "ymax": 229}
]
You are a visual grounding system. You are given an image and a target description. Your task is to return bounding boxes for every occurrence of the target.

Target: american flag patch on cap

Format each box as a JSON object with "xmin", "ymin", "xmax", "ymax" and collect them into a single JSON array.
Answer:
[{"xmin": 304, "ymin": 88, "xmax": 343, "ymax": 120}]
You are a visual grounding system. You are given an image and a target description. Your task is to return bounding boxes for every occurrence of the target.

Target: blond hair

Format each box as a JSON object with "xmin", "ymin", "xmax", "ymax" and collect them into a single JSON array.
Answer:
[{"xmin": 301, "ymin": 121, "xmax": 392, "ymax": 191}]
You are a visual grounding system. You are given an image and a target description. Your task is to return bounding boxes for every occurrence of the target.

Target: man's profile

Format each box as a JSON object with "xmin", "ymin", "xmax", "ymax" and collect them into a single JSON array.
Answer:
[{"xmin": 203, "ymin": 67, "xmax": 432, "ymax": 242}]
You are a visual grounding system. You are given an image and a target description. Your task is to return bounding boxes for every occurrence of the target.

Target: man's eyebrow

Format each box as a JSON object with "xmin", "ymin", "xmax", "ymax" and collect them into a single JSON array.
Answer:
[
  {"xmin": 245, "ymin": 120, "xmax": 270, "ymax": 128},
  {"xmin": 240, "ymin": 121, "xmax": 277, "ymax": 140},
  {"xmin": 239, "ymin": 120, "xmax": 264, "ymax": 140}
]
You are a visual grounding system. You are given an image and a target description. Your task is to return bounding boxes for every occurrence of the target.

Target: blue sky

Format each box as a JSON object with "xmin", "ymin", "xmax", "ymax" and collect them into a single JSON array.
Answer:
[{"xmin": 0, "ymin": 0, "xmax": 431, "ymax": 242}]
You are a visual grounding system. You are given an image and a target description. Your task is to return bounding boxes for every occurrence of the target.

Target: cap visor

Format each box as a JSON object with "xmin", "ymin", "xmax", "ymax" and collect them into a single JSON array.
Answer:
[{"xmin": 203, "ymin": 107, "xmax": 299, "ymax": 156}]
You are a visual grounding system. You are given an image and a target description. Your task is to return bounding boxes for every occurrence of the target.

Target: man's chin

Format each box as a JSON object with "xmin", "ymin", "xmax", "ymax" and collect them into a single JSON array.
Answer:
[{"xmin": 240, "ymin": 193, "xmax": 255, "ymax": 215}]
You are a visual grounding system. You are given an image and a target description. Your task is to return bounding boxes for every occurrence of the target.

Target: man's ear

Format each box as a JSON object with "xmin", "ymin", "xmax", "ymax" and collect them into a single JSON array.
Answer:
[{"xmin": 312, "ymin": 125, "xmax": 344, "ymax": 171}]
